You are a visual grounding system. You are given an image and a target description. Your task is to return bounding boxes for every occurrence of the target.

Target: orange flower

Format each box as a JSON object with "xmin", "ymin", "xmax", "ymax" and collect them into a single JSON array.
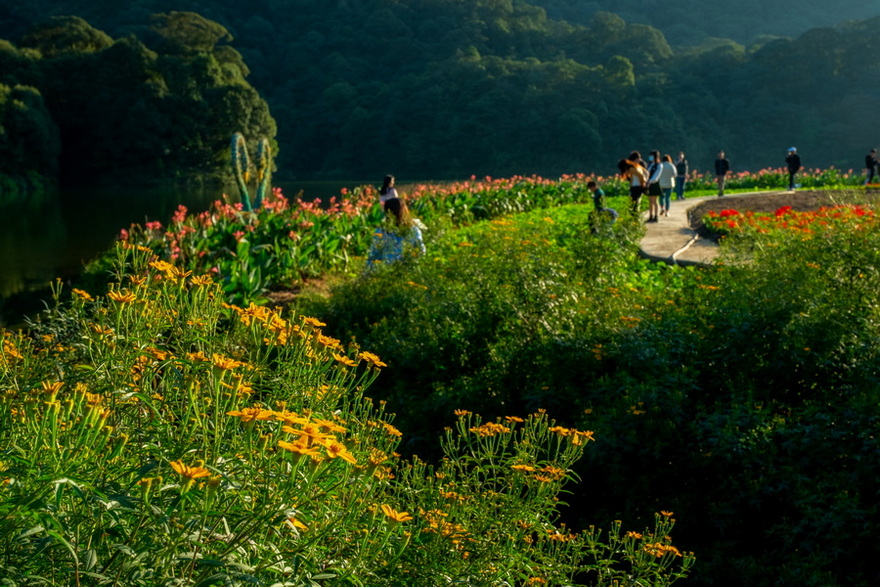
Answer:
[
  {"xmin": 170, "ymin": 460, "xmax": 211, "ymax": 481},
  {"xmin": 107, "ymin": 290, "xmax": 136, "ymax": 304},
  {"xmin": 381, "ymin": 504, "xmax": 413, "ymax": 522},
  {"xmin": 278, "ymin": 439, "xmax": 322, "ymax": 458},
  {"xmin": 227, "ymin": 407, "xmax": 274, "ymax": 423},
  {"xmin": 325, "ymin": 441, "xmax": 357, "ymax": 464},
  {"xmin": 358, "ymin": 351, "xmax": 387, "ymax": 368},
  {"xmin": 212, "ymin": 354, "xmax": 245, "ymax": 370}
]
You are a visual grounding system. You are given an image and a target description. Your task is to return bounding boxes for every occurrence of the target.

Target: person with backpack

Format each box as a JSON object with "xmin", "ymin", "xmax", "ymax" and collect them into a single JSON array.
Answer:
[
  {"xmin": 644, "ymin": 150, "xmax": 664, "ymax": 222},
  {"xmin": 618, "ymin": 153, "xmax": 649, "ymax": 217}
]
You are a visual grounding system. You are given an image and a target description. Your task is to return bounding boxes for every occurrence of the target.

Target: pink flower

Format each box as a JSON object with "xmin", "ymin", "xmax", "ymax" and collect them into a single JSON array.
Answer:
[{"xmin": 172, "ymin": 205, "xmax": 188, "ymax": 224}]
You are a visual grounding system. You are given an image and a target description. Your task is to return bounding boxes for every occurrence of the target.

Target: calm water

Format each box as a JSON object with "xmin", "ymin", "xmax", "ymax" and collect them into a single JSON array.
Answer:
[{"xmin": 0, "ymin": 180, "xmax": 368, "ymax": 323}]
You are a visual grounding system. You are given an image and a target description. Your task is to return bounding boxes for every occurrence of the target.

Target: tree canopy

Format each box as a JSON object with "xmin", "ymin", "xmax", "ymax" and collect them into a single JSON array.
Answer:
[
  {"xmin": 0, "ymin": 1, "xmax": 878, "ymax": 184},
  {"xmin": 0, "ymin": 10, "xmax": 274, "ymax": 186}
]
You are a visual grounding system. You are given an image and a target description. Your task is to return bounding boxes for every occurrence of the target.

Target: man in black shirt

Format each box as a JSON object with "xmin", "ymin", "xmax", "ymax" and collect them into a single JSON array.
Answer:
[
  {"xmin": 786, "ymin": 147, "xmax": 802, "ymax": 191},
  {"xmin": 714, "ymin": 151, "xmax": 730, "ymax": 196},
  {"xmin": 866, "ymin": 149, "xmax": 878, "ymax": 185}
]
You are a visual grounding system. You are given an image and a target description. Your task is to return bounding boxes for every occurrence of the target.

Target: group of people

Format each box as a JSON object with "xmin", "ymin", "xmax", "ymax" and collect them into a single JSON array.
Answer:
[
  {"xmin": 371, "ymin": 142, "xmax": 854, "ymax": 264},
  {"xmin": 617, "ymin": 150, "xmax": 689, "ymax": 222},
  {"xmin": 619, "ymin": 147, "xmax": 805, "ymax": 217}
]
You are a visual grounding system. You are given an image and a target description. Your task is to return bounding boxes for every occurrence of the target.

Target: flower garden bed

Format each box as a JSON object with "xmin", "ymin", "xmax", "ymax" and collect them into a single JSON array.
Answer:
[{"xmin": 689, "ymin": 189, "xmax": 880, "ymax": 237}]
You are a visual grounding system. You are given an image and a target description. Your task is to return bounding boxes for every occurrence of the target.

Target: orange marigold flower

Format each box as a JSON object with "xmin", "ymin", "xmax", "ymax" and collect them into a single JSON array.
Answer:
[
  {"xmin": 278, "ymin": 439, "xmax": 322, "ymax": 458},
  {"xmin": 381, "ymin": 504, "xmax": 413, "ymax": 522},
  {"xmin": 107, "ymin": 290, "xmax": 136, "ymax": 303},
  {"xmin": 332, "ymin": 353, "xmax": 358, "ymax": 367},
  {"xmin": 301, "ymin": 316, "xmax": 327, "ymax": 328},
  {"xmin": 469, "ymin": 422, "xmax": 511, "ymax": 437},
  {"xmin": 72, "ymin": 288, "xmax": 94, "ymax": 301},
  {"xmin": 227, "ymin": 407, "xmax": 274, "ymax": 423},
  {"xmin": 212, "ymin": 354, "xmax": 245, "ymax": 370},
  {"xmin": 382, "ymin": 422, "xmax": 403, "ymax": 437},
  {"xmin": 511, "ymin": 464, "xmax": 536, "ymax": 472},
  {"xmin": 169, "ymin": 460, "xmax": 211, "ymax": 481},
  {"xmin": 325, "ymin": 441, "xmax": 357, "ymax": 464},
  {"xmin": 191, "ymin": 274, "xmax": 214, "ymax": 286},
  {"xmin": 358, "ymin": 351, "xmax": 387, "ymax": 368}
]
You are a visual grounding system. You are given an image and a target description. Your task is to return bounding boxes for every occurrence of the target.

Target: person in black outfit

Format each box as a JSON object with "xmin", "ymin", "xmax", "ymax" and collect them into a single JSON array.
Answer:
[
  {"xmin": 866, "ymin": 149, "xmax": 878, "ymax": 185},
  {"xmin": 714, "ymin": 151, "xmax": 730, "ymax": 196},
  {"xmin": 786, "ymin": 147, "xmax": 802, "ymax": 190},
  {"xmin": 674, "ymin": 152, "xmax": 688, "ymax": 200}
]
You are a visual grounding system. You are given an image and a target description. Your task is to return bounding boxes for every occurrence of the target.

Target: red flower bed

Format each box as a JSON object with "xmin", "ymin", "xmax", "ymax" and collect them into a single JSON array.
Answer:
[{"xmin": 704, "ymin": 204, "xmax": 878, "ymax": 237}]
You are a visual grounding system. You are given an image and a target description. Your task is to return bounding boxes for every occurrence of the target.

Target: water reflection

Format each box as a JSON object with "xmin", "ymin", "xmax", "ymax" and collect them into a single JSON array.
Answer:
[
  {"xmin": 0, "ymin": 184, "xmax": 221, "ymax": 299},
  {"xmin": 0, "ymin": 179, "xmax": 369, "ymax": 303}
]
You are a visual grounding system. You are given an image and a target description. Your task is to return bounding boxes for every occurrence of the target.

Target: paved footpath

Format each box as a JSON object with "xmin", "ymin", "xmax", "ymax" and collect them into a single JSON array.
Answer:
[{"xmin": 638, "ymin": 191, "xmax": 788, "ymax": 266}]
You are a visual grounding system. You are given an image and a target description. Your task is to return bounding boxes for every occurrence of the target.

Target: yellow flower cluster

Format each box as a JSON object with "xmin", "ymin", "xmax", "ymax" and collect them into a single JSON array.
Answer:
[
  {"xmin": 547, "ymin": 425, "xmax": 595, "ymax": 446},
  {"xmin": 469, "ymin": 422, "xmax": 511, "ymax": 437},
  {"xmin": 1, "ymin": 333, "xmax": 23, "ymax": 361},
  {"xmin": 149, "ymin": 260, "xmax": 191, "ymax": 282},
  {"xmin": 227, "ymin": 407, "xmax": 359, "ymax": 465},
  {"xmin": 421, "ymin": 509, "xmax": 470, "ymax": 545},
  {"xmin": 511, "ymin": 463, "xmax": 567, "ymax": 484},
  {"xmin": 643, "ymin": 542, "xmax": 683, "ymax": 558}
]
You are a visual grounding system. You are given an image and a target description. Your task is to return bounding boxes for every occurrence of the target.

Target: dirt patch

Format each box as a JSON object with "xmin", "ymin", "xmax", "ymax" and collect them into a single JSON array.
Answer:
[
  {"xmin": 688, "ymin": 189, "xmax": 880, "ymax": 237},
  {"xmin": 265, "ymin": 275, "xmax": 340, "ymax": 308}
]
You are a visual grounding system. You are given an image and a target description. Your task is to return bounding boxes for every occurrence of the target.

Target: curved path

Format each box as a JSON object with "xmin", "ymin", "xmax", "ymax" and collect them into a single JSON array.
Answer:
[{"xmin": 638, "ymin": 191, "xmax": 789, "ymax": 266}]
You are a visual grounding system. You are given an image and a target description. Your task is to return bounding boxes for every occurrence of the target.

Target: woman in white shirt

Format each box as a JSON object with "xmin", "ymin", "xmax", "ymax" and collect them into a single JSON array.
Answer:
[{"xmin": 653, "ymin": 154, "xmax": 678, "ymax": 216}]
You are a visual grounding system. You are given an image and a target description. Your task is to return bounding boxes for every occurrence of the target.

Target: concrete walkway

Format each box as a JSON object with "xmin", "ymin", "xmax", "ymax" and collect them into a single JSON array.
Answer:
[{"xmin": 638, "ymin": 191, "xmax": 789, "ymax": 266}]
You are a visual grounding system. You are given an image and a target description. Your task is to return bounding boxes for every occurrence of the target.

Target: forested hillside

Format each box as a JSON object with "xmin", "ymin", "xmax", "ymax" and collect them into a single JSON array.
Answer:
[
  {"xmin": 532, "ymin": 0, "xmax": 880, "ymax": 45},
  {"xmin": 1, "ymin": 0, "xmax": 879, "ymax": 184},
  {"xmin": 0, "ymin": 11, "xmax": 274, "ymax": 189}
]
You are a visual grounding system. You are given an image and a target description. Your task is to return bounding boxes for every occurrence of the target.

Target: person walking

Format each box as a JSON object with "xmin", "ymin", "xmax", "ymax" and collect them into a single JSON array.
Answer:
[
  {"xmin": 865, "ymin": 149, "xmax": 878, "ymax": 185},
  {"xmin": 786, "ymin": 147, "xmax": 801, "ymax": 191},
  {"xmin": 714, "ymin": 151, "xmax": 730, "ymax": 196},
  {"xmin": 656, "ymin": 154, "xmax": 677, "ymax": 216},
  {"xmin": 645, "ymin": 150, "xmax": 662, "ymax": 222},
  {"xmin": 618, "ymin": 155, "xmax": 649, "ymax": 216},
  {"xmin": 674, "ymin": 151, "xmax": 688, "ymax": 201}
]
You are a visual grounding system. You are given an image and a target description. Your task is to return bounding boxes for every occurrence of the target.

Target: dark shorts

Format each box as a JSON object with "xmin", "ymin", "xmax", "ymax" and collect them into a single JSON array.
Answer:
[{"xmin": 629, "ymin": 185, "xmax": 644, "ymax": 200}]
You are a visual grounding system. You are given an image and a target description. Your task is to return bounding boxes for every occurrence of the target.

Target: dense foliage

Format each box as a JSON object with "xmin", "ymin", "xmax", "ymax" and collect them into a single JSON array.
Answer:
[
  {"xmin": 0, "ymin": 217, "xmax": 695, "ymax": 585},
  {"xmin": 1, "ymin": 1, "xmax": 879, "ymax": 187},
  {"xmin": 283, "ymin": 183, "xmax": 880, "ymax": 585}
]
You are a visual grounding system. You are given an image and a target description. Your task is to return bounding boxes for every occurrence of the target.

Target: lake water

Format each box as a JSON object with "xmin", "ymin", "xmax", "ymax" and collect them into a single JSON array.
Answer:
[{"xmin": 0, "ymin": 180, "xmax": 369, "ymax": 325}]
